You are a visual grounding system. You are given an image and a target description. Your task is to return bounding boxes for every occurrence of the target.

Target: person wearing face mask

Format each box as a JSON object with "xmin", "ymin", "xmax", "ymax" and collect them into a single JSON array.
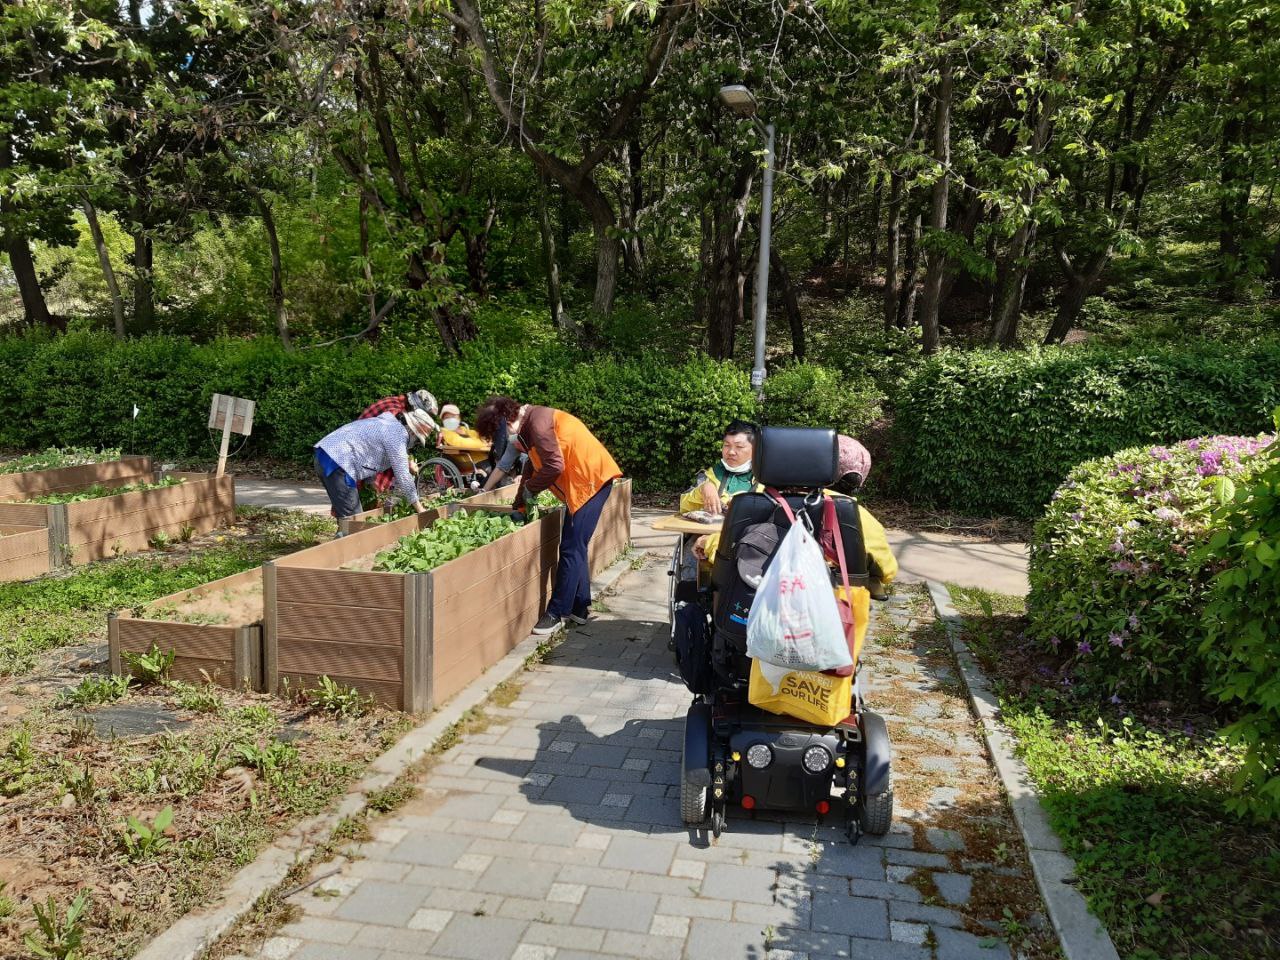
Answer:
[
  {"xmin": 474, "ymin": 396, "xmax": 622, "ymax": 635},
  {"xmin": 314, "ymin": 408, "xmax": 437, "ymax": 532},
  {"xmin": 436, "ymin": 404, "xmax": 489, "ymax": 452},
  {"xmin": 358, "ymin": 389, "xmax": 438, "ymax": 501},
  {"xmin": 679, "ymin": 420, "xmax": 760, "ymax": 517}
]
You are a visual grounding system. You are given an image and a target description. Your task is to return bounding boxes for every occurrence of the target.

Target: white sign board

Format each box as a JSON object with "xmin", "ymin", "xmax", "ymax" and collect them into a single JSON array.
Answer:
[{"xmin": 208, "ymin": 394, "xmax": 256, "ymax": 478}]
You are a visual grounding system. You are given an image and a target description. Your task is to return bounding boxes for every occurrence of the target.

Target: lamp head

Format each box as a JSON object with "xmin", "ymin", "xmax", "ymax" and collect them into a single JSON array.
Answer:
[{"xmin": 718, "ymin": 84, "xmax": 758, "ymax": 118}]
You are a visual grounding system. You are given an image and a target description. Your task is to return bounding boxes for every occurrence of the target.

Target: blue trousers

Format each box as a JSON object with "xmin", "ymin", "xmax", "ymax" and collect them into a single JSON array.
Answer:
[
  {"xmin": 547, "ymin": 482, "xmax": 613, "ymax": 618},
  {"xmin": 314, "ymin": 453, "xmax": 362, "ymax": 527}
]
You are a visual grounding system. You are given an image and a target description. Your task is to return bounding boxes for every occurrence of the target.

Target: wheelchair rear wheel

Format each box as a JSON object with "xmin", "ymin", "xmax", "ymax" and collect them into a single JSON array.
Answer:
[{"xmin": 421, "ymin": 457, "xmax": 465, "ymax": 496}]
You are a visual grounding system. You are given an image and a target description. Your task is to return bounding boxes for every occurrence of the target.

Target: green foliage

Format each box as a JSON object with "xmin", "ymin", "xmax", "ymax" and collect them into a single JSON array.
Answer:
[
  {"xmin": 0, "ymin": 333, "xmax": 768, "ymax": 491},
  {"xmin": 1005, "ymin": 706, "xmax": 1276, "ymax": 960},
  {"xmin": 893, "ymin": 343, "xmax": 1280, "ymax": 517},
  {"xmin": 122, "ymin": 643, "xmax": 176, "ymax": 685},
  {"xmin": 169, "ymin": 680, "xmax": 225, "ymax": 714},
  {"xmin": 1202, "ymin": 425, "xmax": 1280, "ymax": 819},
  {"xmin": 24, "ymin": 891, "xmax": 90, "ymax": 960},
  {"xmin": 306, "ymin": 676, "xmax": 369, "ymax": 719},
  {"xmin": 0, "ymin": 728, "xmax": 42, "ymax": 797},
  {"xmin": 374, "ymin": 510, "xmax": 519, "ymax": 573},
  {"xmin": 0, "ymin": 882, "xmax": 14, "ymax": 920},
  {"xmin": 232, "ymin": 740, "xmax": 298, "ymax": 777},
  {"xmin": 0, "ymin": 447, "xmax": 121, "ymax": 475},
  {"xmin": 1028, "ymin": 434, "xmax": 1272, "ymax": 700},
  {"xmin": 762, "ymin": 362, "xmax": 882, "ymax": 433},
  {"xmin": 121, "ymin": 806, "xmax": 174, "ymax": 860},
  {"xmin": 951, "ymin": 588, "xmax": 1280, "ymax": 959},
  {"xmin": 24, "ymin": 476, "xmax": 183, "ymax": 505},
  {"xmin": 56, "ymin": 674, "xmax": 131, "ymax": 709}
]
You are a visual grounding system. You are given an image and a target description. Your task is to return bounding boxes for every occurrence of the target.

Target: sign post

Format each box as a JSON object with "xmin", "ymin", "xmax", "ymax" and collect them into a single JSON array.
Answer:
[{"xmin": 208, "ymin": 394, "xmax": 256, "ymax": 478}]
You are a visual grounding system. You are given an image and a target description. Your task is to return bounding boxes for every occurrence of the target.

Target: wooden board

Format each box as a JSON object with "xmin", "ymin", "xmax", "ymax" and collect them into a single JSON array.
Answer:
[
  {"xmin": 588, "ymin": 478, "xmax": 632, "ymax": 576},
  {"xmin": 651, "ymin": 513, "xmax": 723, "ymax": 535},
  {"xmin": 0, "ymin": 527, "xmax": 51, "ymax": 583},
  {"xmin": 0, "ymin": 456, "xmax": 152, "ymax": 501}
]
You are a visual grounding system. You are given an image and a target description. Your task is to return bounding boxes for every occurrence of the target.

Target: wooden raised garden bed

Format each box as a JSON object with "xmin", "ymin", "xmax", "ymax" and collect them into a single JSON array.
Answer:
[
  {"xmin": 0, "ymin": 471, "xmax": 236, "ymax": 583},
  {"xmin": 265, "ymin": 503, "xmax": 563, "ymax": 712},
  {"xmin": 589, "ymin": 478, "xmax": 632, "ymax": 577},
  {"xmin": 108, "ymin": 567, "xmax": 265, "ymax": 691},
  {"xmin": 337, "ymin": 484, "xmax": 517, "ymax": 536}
]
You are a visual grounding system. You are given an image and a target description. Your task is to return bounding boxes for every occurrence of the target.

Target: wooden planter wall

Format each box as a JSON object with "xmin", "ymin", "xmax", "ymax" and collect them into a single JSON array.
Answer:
[
  {"xmin": 109, "ymin": 567, "xmax": 265, "ymax": 691},
  {"xmin": 338, "ymin": 484, "xmax": 517, "ymax": 536},
  {"xmin": 0, "ymin": 471, "xmax": 236, "ymax": 583},
  {"xmin": 588, "ymin": 478, "xmax": 632, "ymax": 577},
  {"xmin": 266, "ymin": 503, "xmax": 562, "ymax": 711},
  {"xmin": 0, "ymin": 456, "xmax": 153, "ymax": 501}
]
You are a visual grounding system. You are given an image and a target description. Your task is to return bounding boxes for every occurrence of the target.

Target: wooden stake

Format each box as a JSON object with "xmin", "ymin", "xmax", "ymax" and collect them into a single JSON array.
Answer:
[{"xmin": 216, "ymin": 397, "xmax": 233, "ymax": 479}]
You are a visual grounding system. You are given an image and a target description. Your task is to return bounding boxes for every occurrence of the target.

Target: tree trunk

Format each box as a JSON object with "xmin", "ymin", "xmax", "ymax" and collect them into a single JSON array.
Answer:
[
  {"xmin": 592, "ymin": 228, "xmax": 620, "ymax": 321},
  {"xmin": 693, "ymin": 205, "xmax": 713, "ymax": 329},
  {"xmin": 771, "ymin": 247, "xmax": 805, "ymax": 361},
  {"xmin": 3, "ymin": 227, "xmax": 61, "ymax": 331},
  {"xmin": 883, "ymin": 172, "xmax": 904, "ymax": 329},
  {"xmin": 535, "ymin": 170, "xmax": 569, "ymax": 334},
  {"xmin": 80, "ymin": 193, "xmax": 125, "ymax": 338},
  {"xmin": 706, "ymin": 167, "xmax": 754, "ymax": 360},
  {"xmin": 623, "ymin": 138, "xmax": 646, "ymax": 278},
  {"xmin": 1046, "ymin": 245, "xmax": 1112, "ymax": 344},
  {"xmin": 131, "ymin": 229, "xmax": 154, "ymax": 330},
  {"xmin": 464, "ymin": 204, "xmax": 496, "ymax": 298},
  {"xmin": 897, "ymin": 210, "xmax": 923, "ymax": 328},
  {"xmin": 1218, "ymin": 113, "xmax": 1250, "ymax": 300},
  {"xmin": 989, "ymin": 221, "xmax": 1038, "ymax": 347},
  {"xmin": 867, "ymin": 179, "xmax": 881, "ymax": 270},
  {"xmin": 919, "ymin": 63, "xmax": 954, "ymax": 354},
  {"xmin": 252, "ymin": 191, "xmax": 292, "ymax": 350}
]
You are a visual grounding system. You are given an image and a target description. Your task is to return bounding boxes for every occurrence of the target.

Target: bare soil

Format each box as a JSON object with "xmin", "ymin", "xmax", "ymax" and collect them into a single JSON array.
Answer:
[{"xmin": 148, "ymin": 580, "xmax": 263, "ymax": 626}]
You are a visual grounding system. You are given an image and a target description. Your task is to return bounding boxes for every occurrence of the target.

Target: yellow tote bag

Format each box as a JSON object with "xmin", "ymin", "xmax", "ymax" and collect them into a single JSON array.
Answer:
[{"xmin": 748, "ymin": 659, "xmax": 853, "ymax": 727}]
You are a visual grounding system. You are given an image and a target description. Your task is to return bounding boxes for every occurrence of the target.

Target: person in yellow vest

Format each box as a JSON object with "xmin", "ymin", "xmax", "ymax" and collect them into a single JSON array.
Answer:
[
  {"xmin": 475, "ymin": 396, "xmax": 622, "ymax": 635},
  {"xmin": 678, "ymin": 420, "xmax": 760, "ymax": 516},
  {"xmin": 437, "ymin": 404, "xmax": 489, "ymax": 452}
]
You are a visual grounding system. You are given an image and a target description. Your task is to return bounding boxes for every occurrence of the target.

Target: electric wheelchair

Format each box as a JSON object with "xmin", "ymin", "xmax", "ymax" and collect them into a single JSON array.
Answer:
[{"xmin": 669, "ymin": 426, "xmax": 893, "ymax": 839}]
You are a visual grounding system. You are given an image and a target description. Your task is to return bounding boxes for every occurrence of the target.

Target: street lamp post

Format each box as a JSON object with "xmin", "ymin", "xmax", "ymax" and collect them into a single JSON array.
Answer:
[{"xmin": 718, "ymin": 84, "xmax": 775, "ymax": 399}]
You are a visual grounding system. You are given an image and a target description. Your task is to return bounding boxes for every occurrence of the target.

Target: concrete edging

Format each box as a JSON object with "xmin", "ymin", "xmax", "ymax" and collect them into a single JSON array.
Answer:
[
  {"xmin": 925, "ymin": 580, "xmax": 1121, "ymax": 960},
  {"xmin": 133, "ymin": 553, "xmax": 637, "ymax": 960}
]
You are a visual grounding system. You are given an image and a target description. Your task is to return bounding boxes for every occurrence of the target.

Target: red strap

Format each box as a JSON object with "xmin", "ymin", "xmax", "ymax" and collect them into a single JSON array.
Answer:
[{"xmin": 824, "ymin": 495, "xmax": 853, "ymax": 607}]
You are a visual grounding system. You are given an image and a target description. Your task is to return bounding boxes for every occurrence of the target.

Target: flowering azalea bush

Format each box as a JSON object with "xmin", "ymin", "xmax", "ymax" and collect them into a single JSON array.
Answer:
[{"xmin": 1028, "ymin": 433, "xmax": 1273, "ymax": 700}]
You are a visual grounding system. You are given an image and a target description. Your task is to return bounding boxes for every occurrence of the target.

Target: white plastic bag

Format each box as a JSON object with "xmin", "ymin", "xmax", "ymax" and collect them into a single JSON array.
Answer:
[{"xmin": 746, "ymin": 518, "xmax": 852, "ymax": 672}]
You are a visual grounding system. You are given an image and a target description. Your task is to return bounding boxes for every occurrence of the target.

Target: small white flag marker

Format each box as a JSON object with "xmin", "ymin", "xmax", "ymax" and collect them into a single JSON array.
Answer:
[{"xmin": 132, "ymin": 404, "xmax": 139, "ymax": 419}]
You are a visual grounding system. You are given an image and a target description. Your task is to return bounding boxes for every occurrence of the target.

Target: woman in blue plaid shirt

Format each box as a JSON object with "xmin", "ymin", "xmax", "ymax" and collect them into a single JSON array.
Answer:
[{"xmin": 314, "ymin": 408, "xmax": 437, "ymax": 529}]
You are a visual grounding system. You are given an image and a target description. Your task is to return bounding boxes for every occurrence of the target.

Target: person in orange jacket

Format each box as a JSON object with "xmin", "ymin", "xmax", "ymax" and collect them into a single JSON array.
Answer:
[{"xmin": 476, "ymin": 396, "xmax": 622, "ymax": 635}]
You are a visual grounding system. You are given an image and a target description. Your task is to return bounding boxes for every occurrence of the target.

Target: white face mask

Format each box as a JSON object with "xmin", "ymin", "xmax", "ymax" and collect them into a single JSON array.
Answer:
[
  {"xmin": 722, "ymin": 458, "xmax": 752, "ymax": 474},
  {"xmin": 443, "ymin": 418, "xmax": 461, "ymax": 431}
]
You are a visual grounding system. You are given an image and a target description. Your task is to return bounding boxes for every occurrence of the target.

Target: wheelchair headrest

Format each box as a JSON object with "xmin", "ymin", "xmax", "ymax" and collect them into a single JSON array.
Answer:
[{"xmin": 752, "ymin": 426, "xmax": 839, "ymax": 489}]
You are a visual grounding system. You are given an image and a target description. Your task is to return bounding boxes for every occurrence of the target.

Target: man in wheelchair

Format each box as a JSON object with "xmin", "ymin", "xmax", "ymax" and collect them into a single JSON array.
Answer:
[{"xmin": 669, "ymin": 427, "xmax": 898, "ymax": 840}]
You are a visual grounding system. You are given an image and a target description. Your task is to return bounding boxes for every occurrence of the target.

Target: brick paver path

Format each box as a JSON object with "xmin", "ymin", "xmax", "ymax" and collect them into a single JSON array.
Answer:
[{"xmin": 234, "ymin": 558, "xmax": 1054, "ymax": 960}]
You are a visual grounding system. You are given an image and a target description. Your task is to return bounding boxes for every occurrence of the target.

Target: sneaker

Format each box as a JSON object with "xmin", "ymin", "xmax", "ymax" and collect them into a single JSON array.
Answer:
[
  {"xmin": 567, "ymin": 607, "xmax": 593, "ymax": 625},
  {"xmin": 531, "ymin": 613, "xmax": 564, "ymax": 636}
]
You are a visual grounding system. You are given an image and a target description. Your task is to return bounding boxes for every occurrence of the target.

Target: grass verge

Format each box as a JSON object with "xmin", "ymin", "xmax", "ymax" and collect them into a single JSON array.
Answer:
[{"xmin": 947, "ymin": 584, "xmax": 1280, "ymax": 960}]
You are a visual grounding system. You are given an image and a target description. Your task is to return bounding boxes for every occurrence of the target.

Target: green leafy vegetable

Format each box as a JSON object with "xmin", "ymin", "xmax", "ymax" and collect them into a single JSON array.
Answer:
[
  {"xmin": 0, "ymin": 447, "xmax": 122, "ymax": 475},
  {"xmin": 23, "ymin": 476, "xmax": 184, "ymax": 505},
  {"xmin": 373, "ymin": 509, "xmax": 519, "ymax": 573}
]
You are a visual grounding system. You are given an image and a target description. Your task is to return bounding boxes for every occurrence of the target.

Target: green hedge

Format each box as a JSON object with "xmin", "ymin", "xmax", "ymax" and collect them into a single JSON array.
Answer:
[
  {"xmin": 1202, "ymin": 430, "xmax": 1280, "ymax": 819},
  {"xmin": 892, "ymin": 344, "xmax": 1280, "ymax": 518},
  {"xmin": 0, "ymin": 333, "xmax": 884, "ymax": 491}
]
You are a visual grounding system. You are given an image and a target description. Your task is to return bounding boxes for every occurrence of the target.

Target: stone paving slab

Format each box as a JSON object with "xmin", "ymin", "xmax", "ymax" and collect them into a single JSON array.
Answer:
[{"xmin": 232, "ymin": 559, "xmax": 1059, "ymax": 960}]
